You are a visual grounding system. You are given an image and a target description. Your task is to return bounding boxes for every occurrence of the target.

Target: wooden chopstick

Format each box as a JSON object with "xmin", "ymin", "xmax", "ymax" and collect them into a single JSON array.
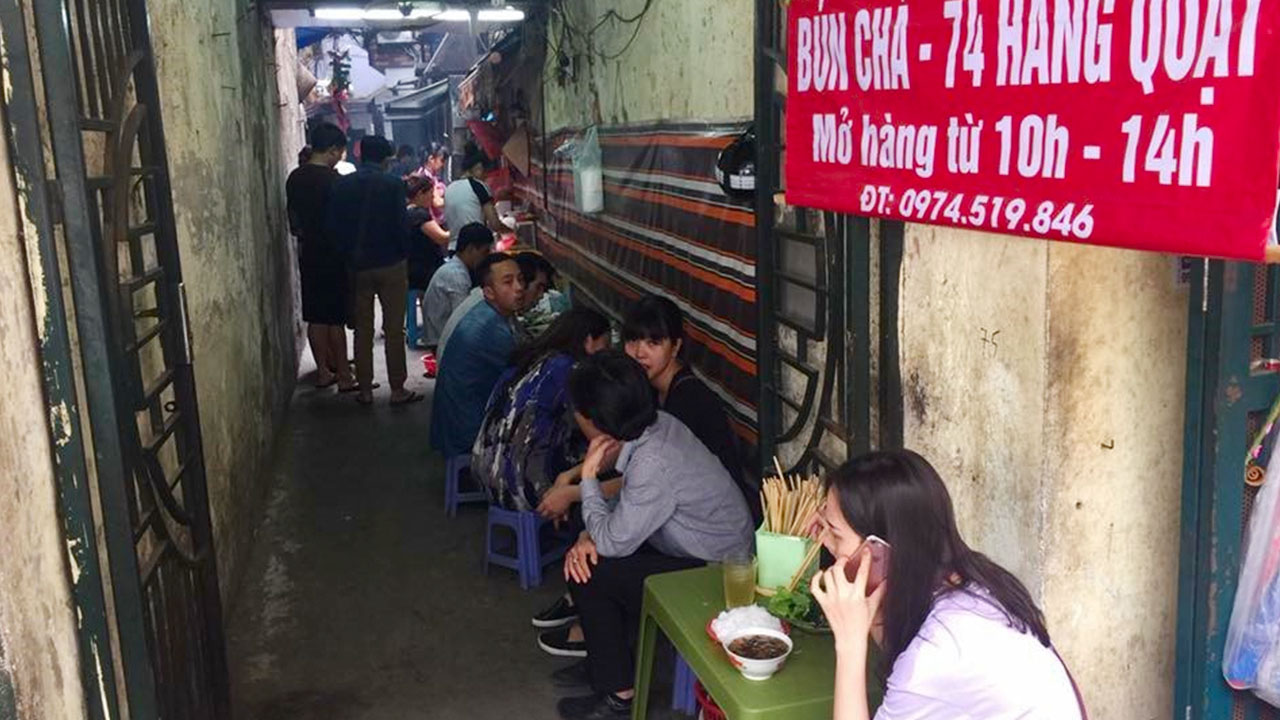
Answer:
[{"xmin": 785, "ymin": 537, "xmax": 824, "ymax": 593}]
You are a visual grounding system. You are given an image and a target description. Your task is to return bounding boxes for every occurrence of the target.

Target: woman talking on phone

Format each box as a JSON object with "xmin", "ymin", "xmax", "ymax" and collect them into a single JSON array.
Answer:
[{"xmin": 810, "ymin": 450, "xmax": 1086, "ymax": 720}]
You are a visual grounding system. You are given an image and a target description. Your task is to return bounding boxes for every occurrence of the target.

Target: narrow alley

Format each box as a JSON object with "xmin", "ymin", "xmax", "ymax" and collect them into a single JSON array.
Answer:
[
  {"xmin": 6, "ymin": 1, "xmax": 1280, "ymax": 720},
  {"xmin": 223, "ymin": 347, "xmax": 682, "ymax": 720}
]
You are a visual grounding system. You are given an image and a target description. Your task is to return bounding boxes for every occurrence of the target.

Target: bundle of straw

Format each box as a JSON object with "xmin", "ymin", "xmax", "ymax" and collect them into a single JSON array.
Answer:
[{"xmin": 760, "ymin": 458, "xmax": 823, "ymax": 537}]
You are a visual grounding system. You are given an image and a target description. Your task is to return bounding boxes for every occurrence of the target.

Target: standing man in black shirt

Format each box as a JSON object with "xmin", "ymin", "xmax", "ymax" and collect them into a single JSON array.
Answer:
[{"xmin": 286, "ymin": 122, "xmax": 355, "ymax": 390}]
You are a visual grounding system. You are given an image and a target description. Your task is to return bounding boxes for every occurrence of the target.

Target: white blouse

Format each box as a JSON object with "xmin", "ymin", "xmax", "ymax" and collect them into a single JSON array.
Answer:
[{"xmin": 874, "ymin": 589, "xmax": 1084, "ymax": 719}]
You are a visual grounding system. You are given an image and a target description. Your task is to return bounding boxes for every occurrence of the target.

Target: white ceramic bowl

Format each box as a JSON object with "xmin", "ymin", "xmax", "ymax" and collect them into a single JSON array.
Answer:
[{"xmin": 721, "ymin": 627, "xmax": 794, "ymax": 681}]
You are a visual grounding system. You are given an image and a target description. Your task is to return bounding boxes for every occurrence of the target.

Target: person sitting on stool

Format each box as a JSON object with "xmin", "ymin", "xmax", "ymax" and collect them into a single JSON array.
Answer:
[
  {"xmin": 546, "ymin": 350, "xmax": 753, "ymax": 720},
  {"xmin": 429, "ymin": 253, "xmax": 525, "ymax": 459}
]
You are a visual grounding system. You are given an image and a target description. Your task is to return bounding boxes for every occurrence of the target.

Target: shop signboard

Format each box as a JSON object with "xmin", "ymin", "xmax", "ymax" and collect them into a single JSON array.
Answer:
[{"xmin": 784, "ymin": 0, "xmax": 1280, "ymax": 261}]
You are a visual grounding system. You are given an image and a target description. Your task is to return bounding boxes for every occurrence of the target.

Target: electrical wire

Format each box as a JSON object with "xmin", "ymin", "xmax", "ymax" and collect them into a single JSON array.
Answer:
[
  {"xmin": 589, "ymin": 0, "xmax": 653, "ymax": 34},
  {"xmin": 549, "ymin": 0, "xmax": 654, "ymax": 62},
  {"xmin": 593, "ymin": 7, "xmax": 648, "ymax": 61}
]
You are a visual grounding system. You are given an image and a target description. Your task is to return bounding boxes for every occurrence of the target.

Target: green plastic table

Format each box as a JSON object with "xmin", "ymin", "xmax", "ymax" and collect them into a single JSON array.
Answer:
[{"xmin": 632, "ymin": 565, "xmax": 881, "ymax": 719}]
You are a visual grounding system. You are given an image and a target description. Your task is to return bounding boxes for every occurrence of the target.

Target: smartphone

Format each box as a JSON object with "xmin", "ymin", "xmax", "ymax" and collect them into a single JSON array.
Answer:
[{"xmin": 843, "ymin": 535, "xmax": 891, "ymax": 594}]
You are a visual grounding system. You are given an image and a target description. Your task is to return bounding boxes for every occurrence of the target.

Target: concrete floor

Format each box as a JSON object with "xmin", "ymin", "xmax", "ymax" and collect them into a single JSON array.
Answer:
[{"xmin": 226, "ymin": 335, "xmax": 681, "ymax": 720}]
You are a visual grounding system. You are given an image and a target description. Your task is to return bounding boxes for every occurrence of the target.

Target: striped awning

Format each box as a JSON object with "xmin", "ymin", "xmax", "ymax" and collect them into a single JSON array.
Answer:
[{"xmin": 517, "ymin": 120, "xmax": 759, "ymax": 445}]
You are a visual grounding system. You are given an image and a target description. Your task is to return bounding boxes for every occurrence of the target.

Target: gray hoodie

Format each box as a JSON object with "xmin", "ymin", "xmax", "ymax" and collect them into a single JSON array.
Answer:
[{"xmin": 580, "ymin": 411, "xmax": 754, "ymax": 561}]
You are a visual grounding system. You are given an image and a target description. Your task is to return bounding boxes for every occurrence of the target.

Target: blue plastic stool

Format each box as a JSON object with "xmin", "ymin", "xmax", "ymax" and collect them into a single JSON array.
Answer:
[
  {"xmin": 483, "ymin": 506, "xmax": 569, "ymax": 589},
  {"xmin": 443, "ymin": 454, "xmax": 486, "ymax": 517},
  {"xmin": 672, "ymin": 652, "xmax": 698, "ymax": 716}
]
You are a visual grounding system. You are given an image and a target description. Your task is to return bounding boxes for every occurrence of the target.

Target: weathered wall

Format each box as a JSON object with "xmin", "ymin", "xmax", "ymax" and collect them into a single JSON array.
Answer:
[
  {"xmin": 147, "ymin": 0, "xmax": 299, "ymax": 607},
  {"xmin": 899, "ymin": 228, "xmax": 1050, "ymax": 590},
  {"xmin": 542, "ymin": 0, "xmax": 754, "ymax": 131},
  {"xmin": 901, "ymin": 227, "xmax": 1187, "ymax": 717},
  {"xmin": 0, "ymin": 98, "xmax": 87, "ymax": 718},
  {"xmin": 1040, "ymin": 243, "xmax": 1186, "ymax": 719},
  {"xmin": 0, "ymin": 2, "xmax": 299, "ymax": 715},
  {"xmin": 275, "ymin": 28, "xmax": 307, "ymax": 359}
]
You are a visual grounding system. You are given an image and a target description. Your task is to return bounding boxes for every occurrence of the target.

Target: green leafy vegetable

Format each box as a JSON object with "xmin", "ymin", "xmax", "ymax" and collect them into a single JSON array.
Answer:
[
  {"xmin": 765, "ymin": 585, "xmax": 828, "ymax": 629},
  {"xmin": 766, "ymin": 586, "xmax": 810, "ymax": 620}
]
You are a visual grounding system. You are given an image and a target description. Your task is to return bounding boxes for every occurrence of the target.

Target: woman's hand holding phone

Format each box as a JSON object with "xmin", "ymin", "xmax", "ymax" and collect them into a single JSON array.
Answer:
[{"xmin": 811, "ymin": 546, "xmax": 887, "ymax": 654}]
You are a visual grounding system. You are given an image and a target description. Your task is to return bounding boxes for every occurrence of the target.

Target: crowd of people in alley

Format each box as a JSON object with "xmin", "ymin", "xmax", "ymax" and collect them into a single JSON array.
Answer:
[
  {"xmin": 287, "ymin": 123, "xmax": 542, "ymax": 405},
  {"xmin": 286, "ymin": 122, "xmax": 1085, "ymax": 720}
]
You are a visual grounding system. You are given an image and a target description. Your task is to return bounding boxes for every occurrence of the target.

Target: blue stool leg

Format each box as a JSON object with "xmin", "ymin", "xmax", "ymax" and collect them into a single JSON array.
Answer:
[
  {"xmin": 526, "ymin": 514, "xmax": 545, "ymax": 588},
  {"xmin": 483, "ymin": 508, "xmax": 494, "ymax": 575},
  {"xmin": 445, "ymin": 456, "xmax": 455, "ymax": 512},
  {"xmin": 444, "ymin": 457, "xmax": 456, "ymax": 517},
  {"xmin": 517, "ymin": 511, "xmax": 535, "ymax": 590},
  {"xmin": 672, "ymin": 654, "xmax": 697, "ymax": 716}
]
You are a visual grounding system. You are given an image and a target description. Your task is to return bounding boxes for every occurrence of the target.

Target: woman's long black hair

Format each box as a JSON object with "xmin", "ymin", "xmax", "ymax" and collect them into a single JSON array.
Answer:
[
  {"xmin": 483, "ymin": 307, "xmax": 610, "ymax": 429},
  {"xmin": 824, "ymin": 450, "xmax": 1050, "ymax": 673},
  {"xmin": 509, "ymin": 306, "xmax": 610, "ymax": 379}
]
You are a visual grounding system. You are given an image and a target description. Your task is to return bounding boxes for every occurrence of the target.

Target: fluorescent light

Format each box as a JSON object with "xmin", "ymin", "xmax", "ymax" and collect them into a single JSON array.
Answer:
[
  {"xmin": 314, "ymin": 6, "xmax": 443, "ymax": 21},
  {"xmin": 435, "ymin": 8, "xmax": 471, "ymax": 21},
  {"xmin": 363, "ymin": 8, "xmax": 405, "ymax": 19},
  {"xmin": 315, "ymin": 7, "xmax": 365, "ymax": 20},
  {"xmin": 478, "ymin": 7, "xmax": 524, "ymax": 21}
]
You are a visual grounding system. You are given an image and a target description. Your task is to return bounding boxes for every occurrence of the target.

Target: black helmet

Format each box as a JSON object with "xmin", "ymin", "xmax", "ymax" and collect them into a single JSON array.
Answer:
[{"xmin": 716, "ymin": 126, "xmax": 756, "ymax": 198}]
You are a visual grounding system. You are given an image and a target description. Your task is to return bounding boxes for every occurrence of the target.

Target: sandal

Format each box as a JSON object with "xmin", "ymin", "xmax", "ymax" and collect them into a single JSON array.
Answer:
[
  {"xmin": 390, "ymin": 390, "xmax": 425, "ymax": 406},
  {"xmin": 339, "ymin": 382, "xmax": 380, "ymax": 393},
  {"xmin": 355, "ymin": 393, "xmax": 374, "ymax": 405}
]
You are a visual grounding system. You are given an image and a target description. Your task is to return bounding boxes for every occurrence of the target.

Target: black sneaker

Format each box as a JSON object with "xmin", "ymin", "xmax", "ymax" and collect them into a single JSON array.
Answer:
[
  {"xmin": 550, "ymin": 659, "xmax": 591, "ymax": 689},
  {"xmin": 556, "ymin": 693, "xmax": 631, "ymax": 720},
  {"xmin": 532, "ymin": 595, "xmax": 580, "ymax": 629},
  {"xmin": 538, "ymin": 627, "xmax": 588, "ymax": 658}
]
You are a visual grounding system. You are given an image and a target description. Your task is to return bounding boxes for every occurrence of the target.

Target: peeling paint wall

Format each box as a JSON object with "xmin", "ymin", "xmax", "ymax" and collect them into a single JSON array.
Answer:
[
  {"xmin": 900, "ymin": 226, "xmax": 1187, "ymax": 716},
  {"xmin": 1040, "ymin": 243, "xmax": 1186, "ymax": 719},
  {"xmin": 0, "ymin": 1, "xmax": 299, "ymax": 714},
  {"xmin": 145, "ymin": 0, "xmax": 299, "ymax": 607},
  {"xmin": 542, "ymin": 0, "xmax": 755, "ymax": 132},
  {"xmin": 274, "ymin": 28, "xmax": 307, "ymax": 356},
  {"xmin": 0, "ymin": 96, "xmax": 87, "ymax": 718},
  {"xmin": 900, "ymin": 228, "xmax": 1050, "ymax": 590}
]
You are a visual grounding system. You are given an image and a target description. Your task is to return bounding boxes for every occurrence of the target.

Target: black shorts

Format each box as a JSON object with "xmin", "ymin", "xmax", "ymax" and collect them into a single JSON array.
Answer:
[{"xmin": 299, "ymin": 262, "xmax": 348, "ymax": 325}]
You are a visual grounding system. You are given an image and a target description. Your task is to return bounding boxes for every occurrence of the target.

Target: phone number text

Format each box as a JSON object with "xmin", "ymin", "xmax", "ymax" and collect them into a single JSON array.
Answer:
[{"xmin": 859, "ymin": 186, "xmax": 1096, "ymax": 240}]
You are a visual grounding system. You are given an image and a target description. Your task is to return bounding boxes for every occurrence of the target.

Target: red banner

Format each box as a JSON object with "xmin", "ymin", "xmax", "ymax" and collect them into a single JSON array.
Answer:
[{"xmin": 785, "ymin": 0, "xmax": 1280, "ymax": 261}]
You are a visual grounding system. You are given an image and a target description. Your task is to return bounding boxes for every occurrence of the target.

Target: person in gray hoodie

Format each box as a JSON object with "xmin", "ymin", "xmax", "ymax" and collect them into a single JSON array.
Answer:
[{"xmin": 543, "ymin": 350, "xmax": 753, "ymax": 720}]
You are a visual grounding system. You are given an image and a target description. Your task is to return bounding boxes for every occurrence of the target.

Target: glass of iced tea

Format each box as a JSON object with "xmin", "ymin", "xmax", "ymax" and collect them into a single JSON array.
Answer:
[{"xmin": 722, "ymin": 550, "xmax": 757, "ymax": 608}]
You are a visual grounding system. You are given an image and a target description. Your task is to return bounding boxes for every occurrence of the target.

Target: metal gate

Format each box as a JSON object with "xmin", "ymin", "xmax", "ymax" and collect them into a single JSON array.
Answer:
[
  {"xmin": 0, "ymin": 0, "xmax": 229, "ymax": 717},
  {"xmin": 1176, "ymin": 260, "xmax": 1280, "ymax": 720},
  {"xmin": 753, "ymin": 0, "xmax": 903, "ymax": 473}
]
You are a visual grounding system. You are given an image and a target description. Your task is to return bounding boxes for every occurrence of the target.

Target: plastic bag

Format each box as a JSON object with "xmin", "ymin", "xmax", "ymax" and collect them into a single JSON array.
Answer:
[
  {"xmin": 1223, "ymin": 454, "xmax": 1280, "ymax": 707},
  {"xmin": 571, "ymin": 126, "xmax": 604, "ymax": 214}
]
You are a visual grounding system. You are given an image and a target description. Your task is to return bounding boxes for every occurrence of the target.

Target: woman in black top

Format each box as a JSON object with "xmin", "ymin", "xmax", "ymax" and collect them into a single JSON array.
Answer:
[
  {"xmin": 622, "ymin": 295, "xmax": 762, "ymax": 523},
  {"xmin": 404, "ymin": 176, "xmax": 449, "ymax": 349}
]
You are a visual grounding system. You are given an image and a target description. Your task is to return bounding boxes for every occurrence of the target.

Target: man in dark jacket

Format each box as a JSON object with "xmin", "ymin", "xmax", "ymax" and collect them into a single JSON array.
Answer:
[{"xmin": 326, "ymin": 135, "xmax": 420, "ymax": 405}]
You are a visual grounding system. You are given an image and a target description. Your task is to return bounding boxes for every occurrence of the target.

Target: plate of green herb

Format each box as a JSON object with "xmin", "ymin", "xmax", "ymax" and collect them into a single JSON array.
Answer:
[{"xmin": 762, "ymin": 585, "xmax": 830, "ymax": 634}]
